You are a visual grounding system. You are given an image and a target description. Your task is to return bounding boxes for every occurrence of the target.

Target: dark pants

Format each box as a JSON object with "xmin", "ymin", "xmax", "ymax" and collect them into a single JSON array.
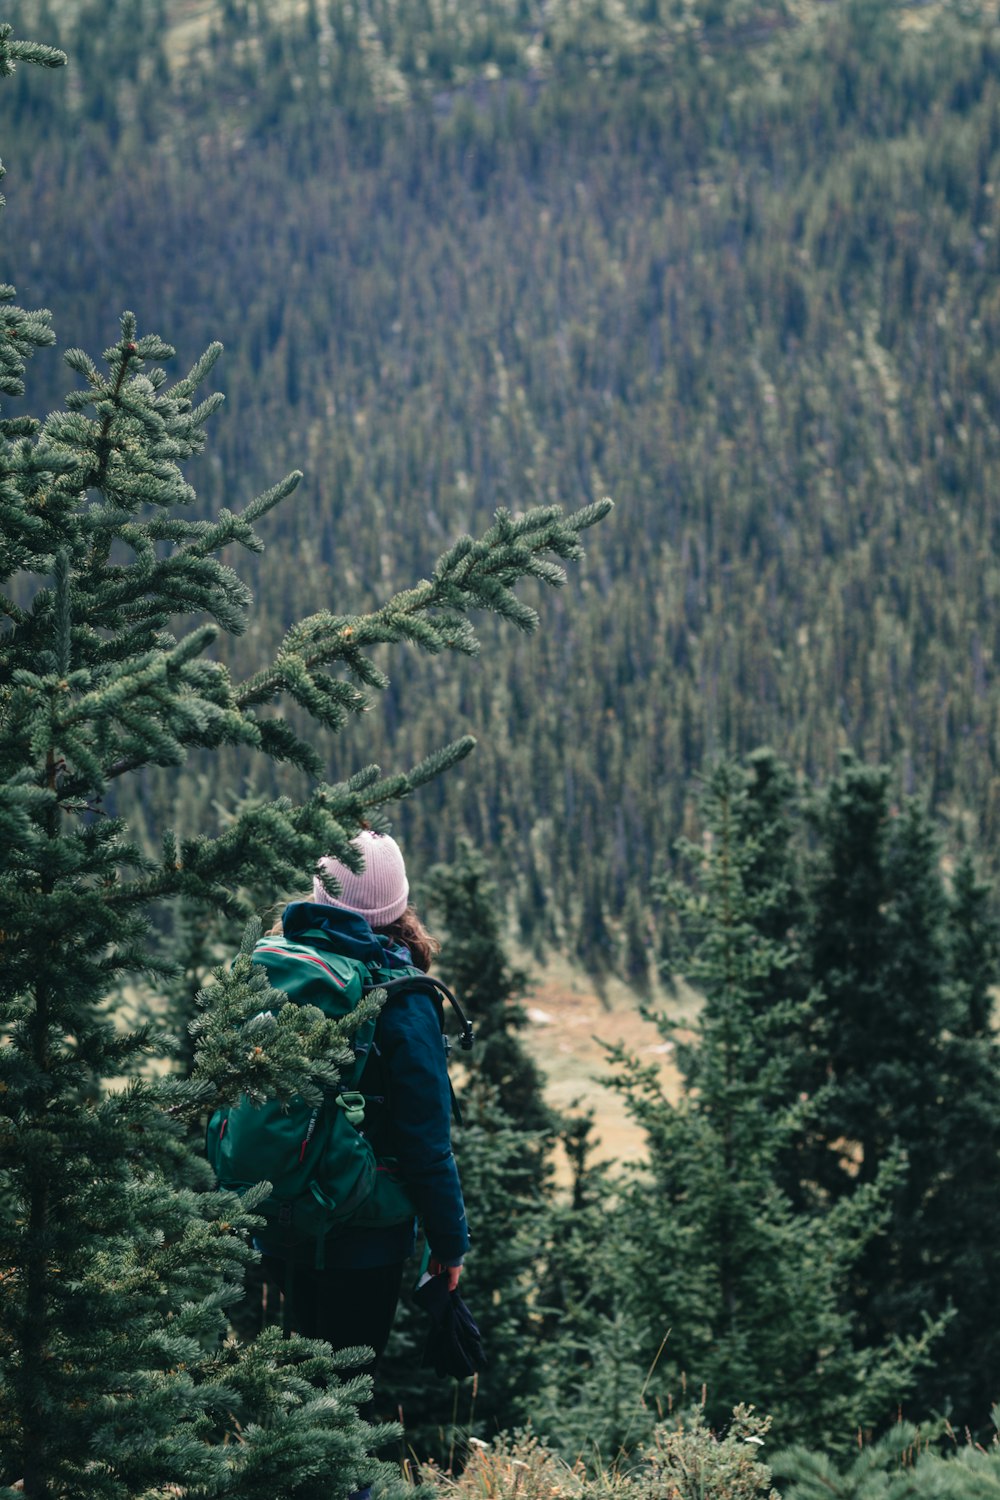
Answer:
[{"xmin": 240, "ymin": 1254, "xmax": 405, "ymax": 1423}]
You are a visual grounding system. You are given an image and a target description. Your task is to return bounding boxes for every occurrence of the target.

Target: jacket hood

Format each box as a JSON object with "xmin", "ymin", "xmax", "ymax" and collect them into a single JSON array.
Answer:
[{"xmin": 281, "ymin": 900, "xmax": 412, "ymax": 970}]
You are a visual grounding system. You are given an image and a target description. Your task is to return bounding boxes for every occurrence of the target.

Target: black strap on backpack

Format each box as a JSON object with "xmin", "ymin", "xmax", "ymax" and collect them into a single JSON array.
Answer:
[
  {"xmin": 364, "ymin": 974, "xmax": 475, "ymax": 1052},
  {"xmin": 365, "ymin": 974, "xmax": 474, "ymax": 1127}
]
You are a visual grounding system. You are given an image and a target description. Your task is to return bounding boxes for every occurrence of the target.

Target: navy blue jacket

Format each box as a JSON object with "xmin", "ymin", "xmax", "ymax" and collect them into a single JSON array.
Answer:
[{"xmin": 282, "ymin": 902, "xmax": 469, "ymax": 1270}]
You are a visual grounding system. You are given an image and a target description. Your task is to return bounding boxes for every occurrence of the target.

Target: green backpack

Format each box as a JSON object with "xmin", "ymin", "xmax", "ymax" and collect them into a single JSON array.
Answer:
[{"xmin": 206, "ymin": 934, "xmax": 472, "ymax": 1267}]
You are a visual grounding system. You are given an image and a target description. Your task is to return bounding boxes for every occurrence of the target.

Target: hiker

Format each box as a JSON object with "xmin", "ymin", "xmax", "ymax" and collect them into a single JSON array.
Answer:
[{"xmin": 254, "ymin": 830, "xmax": 469, "ymax": 1414}]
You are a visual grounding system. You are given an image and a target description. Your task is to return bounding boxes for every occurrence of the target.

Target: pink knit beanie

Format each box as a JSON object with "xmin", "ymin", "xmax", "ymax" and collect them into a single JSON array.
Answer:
[{"xmin": 313, "ymin": 831, "xmax": 410, "ymax": 926}]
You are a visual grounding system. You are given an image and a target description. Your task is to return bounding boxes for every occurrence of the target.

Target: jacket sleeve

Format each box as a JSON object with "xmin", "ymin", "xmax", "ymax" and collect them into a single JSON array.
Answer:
[{"xmin": 379, "ymin": 989, "xmax": 469, "ymax": 1265}]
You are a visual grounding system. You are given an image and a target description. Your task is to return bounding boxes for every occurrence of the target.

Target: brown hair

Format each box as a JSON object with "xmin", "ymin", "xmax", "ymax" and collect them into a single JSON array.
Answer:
[{"xmin": 373, "ymin": 905, "xmax": 440, "ymax": 973}]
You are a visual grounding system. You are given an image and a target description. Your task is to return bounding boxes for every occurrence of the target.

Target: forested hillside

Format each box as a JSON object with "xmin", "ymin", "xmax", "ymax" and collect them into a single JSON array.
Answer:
[{"xmin": 5, "ymin": 0, "xmax": 1000, "ymax": 957}]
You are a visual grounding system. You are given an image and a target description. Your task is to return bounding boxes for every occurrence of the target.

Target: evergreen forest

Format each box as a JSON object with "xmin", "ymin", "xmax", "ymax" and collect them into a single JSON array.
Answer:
[
  {"xmin": 6, "ymin": 2, "xmax": 1000, "ymax": 1497},
  {"xmin": 8, "ymin": 0, "xmax": 1000, "ymax": 956}
]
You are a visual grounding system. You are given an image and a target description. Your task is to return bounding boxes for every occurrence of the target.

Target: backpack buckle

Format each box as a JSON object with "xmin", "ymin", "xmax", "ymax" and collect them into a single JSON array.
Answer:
[{"xmin": 336, "ymin": 1091, "xmax": 366, "ymax": 1126}]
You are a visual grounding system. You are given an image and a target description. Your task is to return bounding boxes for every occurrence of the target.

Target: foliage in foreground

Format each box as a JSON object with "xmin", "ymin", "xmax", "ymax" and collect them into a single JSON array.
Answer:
[
  {"xmin": 412, "ymin": 1409, "xmax": 1000, "ymax": 1500},
  {"xmin": 774, "ymin": 1408, "xmax": 1000, "ymax": 1499},
  {"xmin": 419, "ymin": 1406, "xmax": 779, "ymax": 1500}
]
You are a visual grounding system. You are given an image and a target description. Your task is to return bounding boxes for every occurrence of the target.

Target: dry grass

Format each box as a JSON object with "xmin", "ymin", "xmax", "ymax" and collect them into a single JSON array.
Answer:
[
  {"xmin": 416, "ymin": 1433, "xmax": 586, "ymax": 1500},
  {"xmin": 413, "ymin": 1408, "xmax": 780, "ymax": 1500}
]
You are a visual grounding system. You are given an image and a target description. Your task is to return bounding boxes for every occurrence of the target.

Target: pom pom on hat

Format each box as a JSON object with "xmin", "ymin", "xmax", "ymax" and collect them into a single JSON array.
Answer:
[{"xmin": 313, "ymin": 831, "xmax": 409, "ymax": 926}]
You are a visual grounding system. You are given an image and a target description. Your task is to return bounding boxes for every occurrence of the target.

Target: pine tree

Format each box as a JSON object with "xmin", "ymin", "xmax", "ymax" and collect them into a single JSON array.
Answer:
[
  {"xmin": 775, "ymin": 1409, "xmax": 1000, "ymax": 1500},
  {"xmin": 728, "ymin": 748, "xmax": 820, "ymax": 1208},
  {"xmin": 807, "ymin": 760, "xmax": 946, "ymax": 1194},
  {"xmin": 425, "ymin": 838, "xmax": 552, "ymax": 1138},
  {"xmin": 608, "ymin": 761, "xmax": 932, "ymax": 1450},
  {"xmin": 946, "ymin": 850, "xmax": 999, "ymax": 1042},
  {"xmin": 657, "ymin": 750, "xmax": 815, "ymax": 1146},
  {"xmin": 0, "ymin": 31, "xmax": 611, "ymax": 1496},
  {"xmin": 804, "ymin": 755, "xmax": 1000, "ymax": 1424},
  {"xmin": 737, "ymin": 749, "xmax": 805, "ymax": 965}
]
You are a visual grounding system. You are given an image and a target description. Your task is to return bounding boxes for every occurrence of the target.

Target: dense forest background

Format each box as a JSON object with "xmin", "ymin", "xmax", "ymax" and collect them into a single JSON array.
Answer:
[{"xmin": 6, "ymin": 0, "xmax": 1000, "ymax": 968}]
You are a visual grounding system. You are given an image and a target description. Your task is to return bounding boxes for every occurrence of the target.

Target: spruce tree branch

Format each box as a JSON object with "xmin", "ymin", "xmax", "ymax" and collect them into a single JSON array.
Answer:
[
  {"xmin": 95, "ymin": 333, "xmax": 136, "ymax": 479},
  {"xmin": 102, "ymin": 752, "xmax": 155, "ymax": 784},
  {"xmin": 82, "ymin": 323, "xmax": 141, "ymax": 572},
  {"xmin": 234, "ymin": 498, "xmax": 613, "ymax": 710},
  {"xmin": 0, "ymin": 26, "xmax": 67, "ymax": 74},
  {"xmin": 0, "ymin": 593, "xmax": 27, "ymax": 624}
]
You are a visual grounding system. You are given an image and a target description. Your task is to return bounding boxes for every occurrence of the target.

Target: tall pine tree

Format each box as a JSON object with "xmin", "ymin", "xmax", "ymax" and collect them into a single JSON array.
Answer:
[{"xmin": 0, "ymin": 28, "xmax": 610, "ymax": 1496}]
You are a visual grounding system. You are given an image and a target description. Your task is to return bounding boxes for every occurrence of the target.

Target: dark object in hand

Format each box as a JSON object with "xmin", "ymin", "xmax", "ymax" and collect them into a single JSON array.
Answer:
[{"xmin": 414, "ymin": 1273, "xmax": 487, "ymax": 1379}]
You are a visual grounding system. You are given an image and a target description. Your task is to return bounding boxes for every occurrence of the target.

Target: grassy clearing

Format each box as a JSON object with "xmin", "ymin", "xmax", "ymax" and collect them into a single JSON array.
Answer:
[{"xmin": 453, "ymin": 945, "xmax": 699, "ymax": 1183}]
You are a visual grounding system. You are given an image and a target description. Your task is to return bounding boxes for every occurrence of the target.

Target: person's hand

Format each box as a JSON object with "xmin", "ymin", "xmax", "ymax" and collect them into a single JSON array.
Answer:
[{"xmin": 428, "ymin": 1258, "xmax": 463, "ymax": 1292}]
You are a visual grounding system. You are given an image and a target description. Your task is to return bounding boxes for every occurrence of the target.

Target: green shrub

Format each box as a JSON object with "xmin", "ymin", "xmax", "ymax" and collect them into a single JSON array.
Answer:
[{"xmin": 774, "ymin": 1408, "xmax": 1000, "ymax": 1499}]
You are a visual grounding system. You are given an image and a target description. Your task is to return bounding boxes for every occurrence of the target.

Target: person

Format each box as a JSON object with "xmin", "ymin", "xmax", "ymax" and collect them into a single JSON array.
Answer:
[{"xmin": 256, "ymin": 830, "xmax": 469, "ymax": 1429}]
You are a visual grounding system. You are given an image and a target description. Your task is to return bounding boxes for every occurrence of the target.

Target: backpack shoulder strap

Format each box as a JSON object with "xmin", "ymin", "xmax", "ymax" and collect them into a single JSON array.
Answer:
[
  {"xmin": 366, "ymin": 971, "xmax": 472, "ymax": 1126},
  {"xmin": 367, "ymin": 972, "xmax": 475, "ymax": 1052}
]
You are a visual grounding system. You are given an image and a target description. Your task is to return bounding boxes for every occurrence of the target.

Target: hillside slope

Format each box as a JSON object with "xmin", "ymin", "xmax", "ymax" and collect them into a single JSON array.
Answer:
[{"xmin": 7, "ymin": 0, "xmax": 1000, "ymax": 955}]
